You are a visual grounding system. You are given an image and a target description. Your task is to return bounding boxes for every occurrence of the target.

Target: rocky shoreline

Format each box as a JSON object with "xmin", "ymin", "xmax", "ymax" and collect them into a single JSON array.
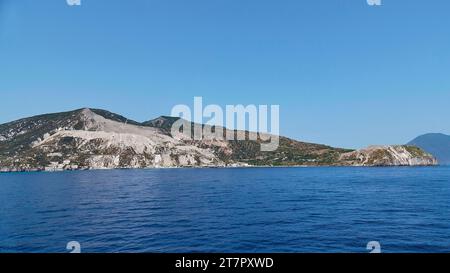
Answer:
[{"xmin": 0, "ymin": 160, "xmax": 439, "ymax": 174}]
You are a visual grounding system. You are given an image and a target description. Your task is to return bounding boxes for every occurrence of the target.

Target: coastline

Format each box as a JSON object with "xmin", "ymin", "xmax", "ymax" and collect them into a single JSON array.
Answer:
[{"xmin": 0, "ymin": 163, "xmax": 441, "ymax": 174}]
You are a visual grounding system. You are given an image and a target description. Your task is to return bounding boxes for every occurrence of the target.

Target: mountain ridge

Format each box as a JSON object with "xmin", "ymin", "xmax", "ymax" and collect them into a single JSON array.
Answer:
[{"xmin": 0, "ymin": 108, "xmax": 437, "ymax": 172}]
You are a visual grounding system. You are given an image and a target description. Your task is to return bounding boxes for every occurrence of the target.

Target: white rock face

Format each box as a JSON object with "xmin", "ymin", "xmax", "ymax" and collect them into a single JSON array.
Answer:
[
  {"xmin": 340, "ymin": 145, "xmax": 437, "ymax": 166},
  {"xmin": 31, "ymin": 109, "xmax": 223, "ymax": 169},
  {"xmin": 79, "ymin": 108, "xmax": 164, "ymax": 136}
]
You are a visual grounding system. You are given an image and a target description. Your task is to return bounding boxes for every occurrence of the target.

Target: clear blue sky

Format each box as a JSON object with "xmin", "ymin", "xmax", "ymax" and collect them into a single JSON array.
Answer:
[{"xmin": 1, "ymin": 0, "xmax": 449, "ymax": 148}]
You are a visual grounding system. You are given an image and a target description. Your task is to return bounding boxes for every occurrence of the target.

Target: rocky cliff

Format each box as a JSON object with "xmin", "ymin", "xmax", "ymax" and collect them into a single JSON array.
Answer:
[
  {"xmin": 338, "ymin": 145, "xmax": 437, "ymax": 166},
  {"xmin": 0, "ymin": 108, "xmax": 437, "ymax": 172}
]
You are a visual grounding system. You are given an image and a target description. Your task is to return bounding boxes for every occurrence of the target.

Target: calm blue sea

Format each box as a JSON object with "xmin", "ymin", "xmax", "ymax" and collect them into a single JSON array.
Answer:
[{"xmin": 1, "ymin": 167, "xmax": 449, "ymax": 253}]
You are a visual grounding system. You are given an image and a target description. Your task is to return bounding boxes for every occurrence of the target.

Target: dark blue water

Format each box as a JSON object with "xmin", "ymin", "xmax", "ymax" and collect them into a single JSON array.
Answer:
[{"xmin": 1, "ymin": 167, "xmax": 450, "ymax": 253}]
